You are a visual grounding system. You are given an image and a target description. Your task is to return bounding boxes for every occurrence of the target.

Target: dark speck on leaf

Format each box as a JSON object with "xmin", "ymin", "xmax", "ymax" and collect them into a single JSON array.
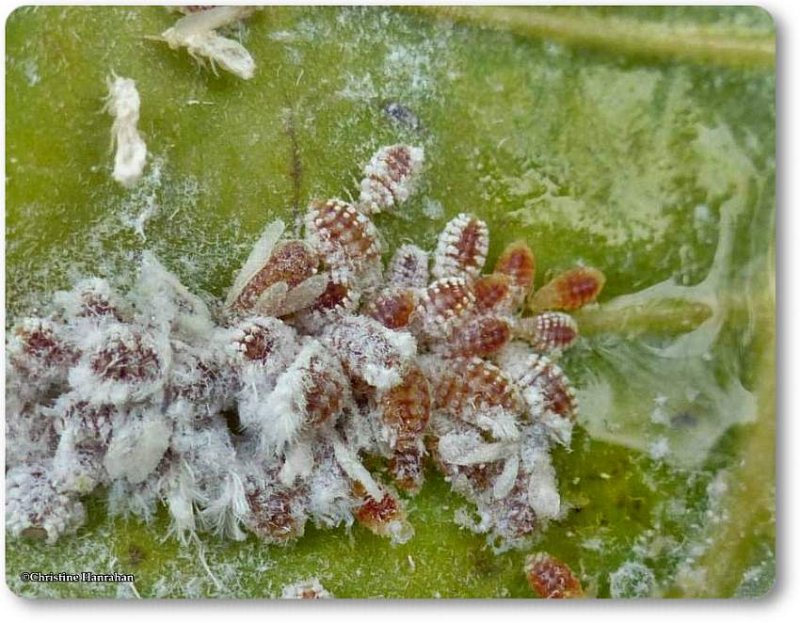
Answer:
[
  {"xmin": 671, "ymin": 411, "xmax": 698, "ymax": 428},
  {"xmin": 382, "ymin": 101, "xmax": 425, "ymax": 133}
]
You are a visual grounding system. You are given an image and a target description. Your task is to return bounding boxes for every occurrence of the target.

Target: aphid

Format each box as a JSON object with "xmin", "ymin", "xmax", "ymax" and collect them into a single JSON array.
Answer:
[
  {"xmin": 388, "ymin": 450, "xmax": 425, "ymax": 494},
  {"xmin": 523, "ymin": 443, "xmax": 562, "ymax": 521},
  {"xmin": 416, "ymin": 277, "xmax": 476, "ymax": 337},
  {"xmin": 51, "ymin": 398, "xmax": 118, "ymax": 494},
  {"xmin": 232, "ymin": 241, "xmax": 319, "ymax": 312},
  {"xmin": 59, "ymin": 324, "xmax": 158, "ymax": 407},
  {"xmin": 428, "ymin": 357, "xmax": 524, "ymax": 419},
  {"xmin": 157, "ymin": 6, "xmax": 256, "ymax": 80},
  {"xmin": 102, "ymin": 409, "xmax": 172, "ymax": 485},
  {"xmin": 312, "ymin": 271, "xmax": 358, "ymax": 313},
  {"xmin": 354, "ymin": 487, "xmax": 414, "ymax": 544},
  {"xmin": 515, "ymin": 312, "xmax": 579, "ymax": 354},
  {"xmin": 230, "ymin": 316, "xmax": 298, "ymax": 368},
  {"xmin": 387, "ymin": 243, "xmax": 429, "ymax": 288},
  {"xmin": 6, "ymin": 462, "xmax": 87, "ymax": 544},
  {"xmin": 439, "ymin": 315, "xmax": 511, "ymax": 359},
  {"xmin": 69, "ymin": 324, "xmax": 168, "ymax": 405},
  {"xmin": 244, "ymin": 483, "xmax": 308, "ymax": 544},
  {"xmin": 494, "ymin": 241, "xmax": 536, "ymax": 304},
  {"xmin": 291, "ymin": 269, "xmax": 360, "ymax": 334},
  {"xmin": 357, "ymin": 144, "xmax": 425, "ymax": 214},
  {"xmin": 105, "ymin": 75, "xmax": 147, "ymax": 188},
  {"xmin": 280, "ymin": 578, "xmax": 333, "ymax": 599},
  {"xmin": 261, "ymin": 340, "xmax": 350, "ymax": 451},
  {"xmin": 529, "ymin": 266, "xmax": 606, "ymax": 311},
  {"xmin": 493, "ymin": 474, "xmax": 539, "ymax": 539},
  {"xmin": 525, "ymin": 553, "xmax": 584, "ymax": 599},
  {"xmin": 168, "ymin": 340, "xmax": 236, "ymax": 408},
  {"xmin": 5, "ymin": 402, "xmax": 59, "ymax": 466},
  {"xmin": 226, "ymin": 220, "xmax": 324, "ymax": 316},
  {"xmin": 379, "ymin": 364, "xmax": 431, "ymax": 451},
  {"xmin": 432, "ymin": 213, "xmax": 489, "ymax": 280},
  {"xmin": 7, "ymin": 317, "xmax": 75, "ymax": 388},
  {"xmin": 305, "ymin": 199, "xmax": 381, "ymax": 273},
  {"xmin": 322, "ymin": 315, "xmax": 416, "ymax": 390},
  {"xmin": 363, "ymin": 287, "xmax": 418, "ymax": 330},
  {"xmin": 473, "ymin": 273, "xmax": 514, "ymax": 313},
  {"xmin": 53, "ymin": 278, "xmax": 125, "ymax": 322},
  {"xmin": 507, "ymin": 353, "xmax": 579, "ymax": 424}
]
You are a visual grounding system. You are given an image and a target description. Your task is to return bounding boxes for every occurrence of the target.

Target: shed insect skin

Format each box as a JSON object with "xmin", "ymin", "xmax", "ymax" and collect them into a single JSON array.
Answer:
[
  {"xmin": 105, "ymin": 75, "xmax": 147, "ymax": 188},
  {"xmin": 155, "ymin": 6, "xmax": 257, "ymax": 80}
]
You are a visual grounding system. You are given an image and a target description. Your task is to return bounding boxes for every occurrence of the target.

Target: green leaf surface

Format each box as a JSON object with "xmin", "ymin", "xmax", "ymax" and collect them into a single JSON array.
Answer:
[{"xmin": 5, "ymin": 6, "xmax": 775, "ymax": 598}]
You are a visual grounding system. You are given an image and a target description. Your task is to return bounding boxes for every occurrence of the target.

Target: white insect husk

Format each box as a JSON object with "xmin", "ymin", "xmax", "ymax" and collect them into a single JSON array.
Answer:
[
  {"xmin": 106, "ymin": 75, "xmax": 147, "ymax": 188},
  {"xmin": 168, "ymin": 6, "xmax": 257, "ymax": 36},
  {"xmin": 225, "ymin": 219, "xmax": 286, "ymax": 308},
  {"xmin": 332, "ymin": 436, "xmax": 384, "ymax": 502},
  {"xmin": 159, "ymin": 7, "xmax": 257, "ymax": 80}
]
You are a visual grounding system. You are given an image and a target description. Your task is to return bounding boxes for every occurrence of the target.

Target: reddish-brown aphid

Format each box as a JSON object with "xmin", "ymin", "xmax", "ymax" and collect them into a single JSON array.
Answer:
[
  {"xmin": 301, "ymin": 355, "xmax": 349, "ymax": 428},
  {"xmin": 495, "ymin": 474, "xmax": 538, "ymax": 539},
  {"xmin": 379, "ymin": 365, "xmax": 431, "ymax": 449},
  {"xmin": 473, "ymin": 273, "xmax": 514, "ymax": 313},
  {"xmin": 309, "ymin": 272, "xmax": 357, "ymax": 315},
  {"xmin": 364, "ymin": 288, "xmax": 418, "ymax": 330},
  {"xmin": 515, "ymin": 312, "xmax": 579, "ymax": 354},
  {"xmin": 354, "ymin": 488, "xmax": 410, "ymax": 541},
  {"xmin": 233, "ymin": 320, "xmax": 283, "ymax": 363},
  {"xmin": 525, "ymin": 552, "xmax": 584, "ymax": 599},
  {"xmin": 431, "ymin": 357, "xmax": 523, "ymax": 418},
  {"xmin": 230, "ymin": 240, "xmax": 318, "ymax": 312},
  {"xmin": 74, "ymin": 284, "xmax": 123, "ymax": 320},
  {"xmin": 442, "ymin": 315, "xmax": 511, "ymax": 358},
  {"xmin": 417, "ymin": 277, "xmax": 476, "ymax": 336},
  {"xmin": 388, "ymin": 449, "xmax": 425, "ymax": 493},
  {"xmin": 305, "ymin": 199, "xmax": 381, "ymax": 271},
  {"xmin": 245, "ymin": 486, "xmax": 307, "ymax": 544},
  {"xmin": 529, "ymin": 266, "xmax": 605, "ymax": 311},
  {"xmin": 432, "ymin": 213, "xmax": 489, "ymax": 280},
  {"xmin": 514, "ymin": 354, "xmax": 578, "ymax": 422},
  {"xmin": 90, "ymin": 333, "xmax": 161, "ymax": 384},
  {"xmin": 9, "ymin": 318, "xmax": 74, "ymax": 370},
  {"xmin": 322, "ymin": 315, "xmax": 415, "ymax": 390},
  {"xmin": 358, "ymin": 145, "xmax": 424, "ymax": 214},
  {"xmin": 494, "ymin": 241, "xmax": 536, "ymax": 296}
]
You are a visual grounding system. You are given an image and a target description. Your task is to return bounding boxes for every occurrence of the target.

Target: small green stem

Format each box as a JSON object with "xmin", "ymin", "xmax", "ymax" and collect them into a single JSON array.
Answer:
[
  {"xmin": 573, "ymin": 299, "xmax": 714, "ymax": 337},
  {"xmin": 407, "ymin": 6, "xmax": 774, "ymax": 70}
]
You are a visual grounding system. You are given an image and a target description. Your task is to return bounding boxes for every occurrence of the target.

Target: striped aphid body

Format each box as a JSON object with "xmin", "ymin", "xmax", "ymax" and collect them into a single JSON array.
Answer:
[
  {"xmin": 525, "ymin": 552, "xmax": 584, "ymax": 599},
  {"xmin": 358, "ymin": 145, "xmax": 425, "ymax": 215},
  {"xmin": 432, "ymin": 213, "xmax": 489, "ymax": 280}
]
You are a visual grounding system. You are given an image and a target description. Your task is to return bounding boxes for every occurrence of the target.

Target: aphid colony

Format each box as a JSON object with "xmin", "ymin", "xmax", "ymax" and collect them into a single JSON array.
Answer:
[{"xmin": 5, "ymin": 143, "xmax": 605, "ymax": 549}]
